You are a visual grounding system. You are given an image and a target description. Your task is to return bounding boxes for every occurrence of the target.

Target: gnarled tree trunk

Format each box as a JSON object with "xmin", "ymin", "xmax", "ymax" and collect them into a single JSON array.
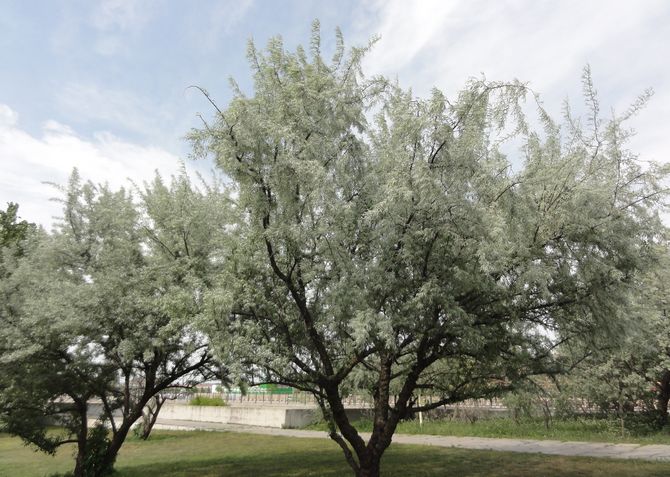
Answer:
[{"xmin": 323, "ymin": 356, "xmax": 423, "ymax": 477}]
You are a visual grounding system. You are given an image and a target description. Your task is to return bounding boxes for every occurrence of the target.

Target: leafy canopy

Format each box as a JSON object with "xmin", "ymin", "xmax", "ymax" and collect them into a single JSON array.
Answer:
[
  {"xmin": 191, "ymin": 22, "xmax": 668, "ymax": 477},
  {"xmin": 0, "ymin": 170, "xmax": 230, "ymax": 477}
]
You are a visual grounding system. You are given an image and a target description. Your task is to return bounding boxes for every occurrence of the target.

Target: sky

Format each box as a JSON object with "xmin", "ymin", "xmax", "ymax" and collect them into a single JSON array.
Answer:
[{"xmin": 1, "ymin": 0, "xmax": 668, "ymax": 227}]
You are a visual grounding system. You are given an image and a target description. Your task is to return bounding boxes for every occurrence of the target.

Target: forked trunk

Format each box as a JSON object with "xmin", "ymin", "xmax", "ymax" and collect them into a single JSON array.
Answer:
[{"xmin": 328, "ymin": 360, "xmax": 402, "ymax": 477}]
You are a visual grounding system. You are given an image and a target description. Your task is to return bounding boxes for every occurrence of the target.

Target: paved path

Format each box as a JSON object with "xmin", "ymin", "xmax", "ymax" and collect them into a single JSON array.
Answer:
[{"xmin": 153, "ymin": 419, "xmax": 670, "ymax": 462}]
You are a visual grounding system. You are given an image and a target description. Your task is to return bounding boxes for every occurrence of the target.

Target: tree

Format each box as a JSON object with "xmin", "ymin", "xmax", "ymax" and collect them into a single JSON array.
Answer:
[
  {"xmin": 191, "ymin": 23, "xmax": 669, "ymax": 477},
  {"xmin": 0, "ymin": 171, "xmax": 230, "ymax": 476},
  {"xmin": 646, "ymin": 252, "xmax": 670, "ymax": 422},
  {"xmin": 0, "ymin": 202, "xmax": 34, "ymax": 252},
  {"xmin": 0, "ymin": 202, "xmax": 36, "ymax": 285},
  {"xmin": 562, "ymin": 244, "xmax": 670, "ymax": 430}
]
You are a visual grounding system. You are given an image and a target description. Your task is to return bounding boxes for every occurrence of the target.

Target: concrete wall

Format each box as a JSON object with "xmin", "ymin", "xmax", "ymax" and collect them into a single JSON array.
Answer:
[
  {"xmin": 159, "ymin": 403, "xmax": 321, "ymax": 428},
  {"xmin": 87, "ymin": 401, "xmax": 368, "ymax": 429},
  {"xmin": 158, "ymin": 404, "xmax": 371, "ymax": 429},
  {"xmin": 284, "ymin": 408, "xmax": 320, "ymax": 428}
]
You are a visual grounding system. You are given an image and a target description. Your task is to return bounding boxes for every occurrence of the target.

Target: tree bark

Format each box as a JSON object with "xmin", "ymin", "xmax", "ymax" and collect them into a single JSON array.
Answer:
[
  {"xmin": 73, "ymin": 434, "xmax": 87, "ymax": 477},
  {"xmin": 657, "ymin": 370, "xmax": 670, "ymax": 426},
  {"xmin": 72, "ymin": 401, "xmax": 89, "ymax": 477},
  {"xmin": 140, "ymin": 395, "xmax": 166, "ymax": 440},
  {"xmin": 356, "ymin": 457, "xmax": 381, "ymax": 477},
  {"xmin": 326, "ymin": 356, "xmax": 409, "ymax": 477},
  {"xmin": 96, "ymin": 405, "xmax": 145, "ymax": 475}
]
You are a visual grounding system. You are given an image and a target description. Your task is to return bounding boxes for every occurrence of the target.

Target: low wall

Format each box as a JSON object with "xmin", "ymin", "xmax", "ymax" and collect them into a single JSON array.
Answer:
[
  {"xmin": 86, "ymin": 402, "xmax": 369, "ymax": 429},
  {"xmin": 159, "ymin": 403, "xmax": 319, "ymax": 428},
  {"xmin": 159, "ymin": 403, "xmax": 371, "ymax": 429}
]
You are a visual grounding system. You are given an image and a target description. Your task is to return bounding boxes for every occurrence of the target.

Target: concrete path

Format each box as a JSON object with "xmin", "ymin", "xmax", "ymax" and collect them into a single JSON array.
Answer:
[{"xmin": 153, "ymin": 419, "xmax": 670, "ymax": 462}]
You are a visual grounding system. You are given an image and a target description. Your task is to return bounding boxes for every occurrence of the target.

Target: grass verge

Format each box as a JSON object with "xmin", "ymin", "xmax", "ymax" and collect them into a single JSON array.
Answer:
[
  {"xmin": 2, "ymin": 430, "xmax": 670, "ymax": 477},
  {"xmin": 308, "ymin": 417, "xmax": 670, "ymax": 445}
]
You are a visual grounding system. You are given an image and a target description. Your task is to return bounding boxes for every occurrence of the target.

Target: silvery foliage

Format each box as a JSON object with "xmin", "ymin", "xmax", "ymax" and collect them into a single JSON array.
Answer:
[
  {"xmin": 0, "ymin": 169, "xmax": 230, "ymax": 460},
  {"xmin": 565, "ymin": 245, "xmax": 670, "ymax": 417},
  {"xmin": 190, "ymin": 24, "xmax": 667, "ymax": 473}
]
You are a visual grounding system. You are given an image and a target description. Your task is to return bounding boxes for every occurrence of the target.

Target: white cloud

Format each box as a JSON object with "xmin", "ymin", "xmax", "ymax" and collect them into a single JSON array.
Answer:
[
  {"xmin": 358, "ymin": 0, "xmax": 667, "ymax": 93},
  {"xmin": 0, "ymin": 105, "xmax": 18, "ymax": 128},
  {"xmin": 0, "ymin": 104, "xmax": 185, "ymax": 229},
  {"xmin": 352, "ymin": 0, "xmax": 670, "ymax": 167}
]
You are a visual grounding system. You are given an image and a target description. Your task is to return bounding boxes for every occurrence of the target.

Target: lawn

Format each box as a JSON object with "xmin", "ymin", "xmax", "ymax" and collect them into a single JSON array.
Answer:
[
  {"xmin": 308, "ymin": 417, "xmax": 670, "ymax": 445},
  {"xmin": 2, "ymin": 430, "xmax": 670, "ymax": 477}
]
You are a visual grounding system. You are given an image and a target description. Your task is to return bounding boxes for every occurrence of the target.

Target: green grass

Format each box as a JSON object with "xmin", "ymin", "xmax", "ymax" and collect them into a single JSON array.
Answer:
[
  {"xmin": 2, "ymin": 430, "xmax": 670, "ymax": 477},
  {"xmin": 308, "ymin": 416, "xmax": 670, "ymax": 445},
  {"xmin": 188, "ymin": 395, "xmax": 227, "ymax": 406}
]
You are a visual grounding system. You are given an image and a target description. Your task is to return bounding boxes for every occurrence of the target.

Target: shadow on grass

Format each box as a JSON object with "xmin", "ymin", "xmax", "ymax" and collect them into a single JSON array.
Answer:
[
  {"xmin": 4, "ymin": 430, "xmax": 670, "ymax": 477},
  {"xmin": 115, "ymin": 441, "xmax": 670, "ymax": 477}
]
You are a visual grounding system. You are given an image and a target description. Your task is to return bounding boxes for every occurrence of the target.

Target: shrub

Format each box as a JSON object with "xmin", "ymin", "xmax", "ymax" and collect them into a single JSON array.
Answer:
[{"xmin": 189, "ymin": 395, "xmax": 227, "ymax": 407}]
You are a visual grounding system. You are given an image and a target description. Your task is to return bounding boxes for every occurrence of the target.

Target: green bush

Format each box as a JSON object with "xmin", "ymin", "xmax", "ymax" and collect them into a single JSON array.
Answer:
[
  {"xmin": 189, "ymin": 396, "xmax": 227, "ymax": 407},
  {"xmin": 83, "ymin": 424, "xmax": 115, "ymax": 476}
]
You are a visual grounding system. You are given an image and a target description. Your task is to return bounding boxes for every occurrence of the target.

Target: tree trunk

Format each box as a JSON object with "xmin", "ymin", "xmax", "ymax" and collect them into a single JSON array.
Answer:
[
  {"xmin": 72, "ymin": 401, "xmax": 89, "ymax": 477},
  {"xmin": 356, "ymin": 457, "xmax": 381, "ymax": 477},
  {"xmin": 328, "ymin": 357, "xmax": 403, "ymax": 477},
  {"xmin": 541, "ymin": 399, "xmax": 552, "ymax": 430},
  {"xmin": 140, "ymin": 395, "xmax": 166, "ymax": 440},
  {"xmin": 657, "ymin": 370, "xmax": 670, "ymax": 426},
  {"xmin": 96, "ymin": 408, "xmax": 144, "ymax": 476},
  {"xmin": 98, "ymin": 422, "xmax": 131, "ymax": 474},
  {"xmin": 73, "ymin": 437, "xmax": 87, "ymax": 477}
]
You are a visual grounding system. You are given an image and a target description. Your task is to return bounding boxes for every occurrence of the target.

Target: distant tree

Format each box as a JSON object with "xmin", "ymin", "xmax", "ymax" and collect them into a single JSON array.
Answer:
[
  {"xmin": 649, "ymin": 255, "xmax": 670, "ymax": 422},
  {"xmin": 0, "ymin": 202, "xmax": 34, "ymax": 252},
  {"xmin": 563, "ymin": 245, "xmax": 670, "ymax": 429},
  {"xmin": 191, "ymin": 23, "xmax": 669, "ymax": 477},
  {"xmin": 0, "ymin": 171, "xmax": 230, "ymax": 477}
]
